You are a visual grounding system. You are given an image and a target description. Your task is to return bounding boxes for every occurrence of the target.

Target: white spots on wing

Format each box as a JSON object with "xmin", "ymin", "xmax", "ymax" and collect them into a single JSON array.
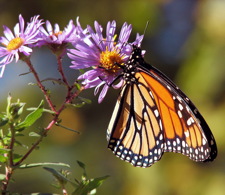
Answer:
[
  {"xmin": 173, "ymin": 141, "xmax": 177, "ymax": 147},
  {"xmin": 178, "ymin": 103, "xmax": 183, "ymax": 111},
  {"xmin": 177, "ymin": 96, "xmax": 182, "ymax": 102},
  {"xmin": 154, "ymin": 109, "xmax": 159, "ymax": 117},
  {"xmin": 159, "ymin": 120, "xmax": 163, "ymax": 130},
  {"xmin": 159, "ymin": 134, "xmax": 163, "ymax": 141},
  {"xmin": 178, "ymin": 110, "xmax": 182, "ymax": 118},
  {"xmin": 184, "ymin": 130, "xmax": 190, "ymax": 138},
  {"xmin": 167, "ymin": 85, "xmax": 171, "ymax": 90},
  {"xmin": 195, "ymin": 149, "xmax": 199, "ymax": 155},
  {"xmin": 202, "ymin": 138, "xmax": 207, "ymax": 145},
  {"xmin": 187, "ymin": 117, "xmax": 194, "ymax": 126},
  {"xmin": 149, "ymin": 91, "xmax": 154, "ymax": 99},
  {"xmin": 210, "ymin": 139, "xmax": 215, "ymax": 145},
  {"xmin": 182, "ymin": 141, "xmax": 186, "ymax": 148},
  {"xmin": 194, "ymin": 109, "xmax": 198, "ymax": 114},
  {"xmin": 186, "ymin": 105, "xmax": 191, "ymax": 113}
]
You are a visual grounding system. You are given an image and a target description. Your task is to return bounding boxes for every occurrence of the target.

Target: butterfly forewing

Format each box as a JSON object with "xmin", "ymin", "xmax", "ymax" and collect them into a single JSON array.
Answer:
[{"xmin": 140, "ymin": 70, "xmax": 213, "ymax": 162}]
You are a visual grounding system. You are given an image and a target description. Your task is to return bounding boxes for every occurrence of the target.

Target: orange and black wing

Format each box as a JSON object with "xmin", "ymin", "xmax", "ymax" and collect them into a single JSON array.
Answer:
[
  {"xmin": 107, "ymin": 45, "xmax": 217, "ymax": 167},
  {"xmin": 107, "ymin": 72, "xmax": 164, "ymax": 167}
]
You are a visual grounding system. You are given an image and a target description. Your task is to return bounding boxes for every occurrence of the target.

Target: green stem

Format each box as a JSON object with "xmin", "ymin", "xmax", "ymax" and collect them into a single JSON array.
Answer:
[
  {"xmin": 1, "ymin": 123, "xmax": 16, "ymax": 193},
  {"xmin": 8, "ymin": 123, "xmax": 15, "ymax": 167}
]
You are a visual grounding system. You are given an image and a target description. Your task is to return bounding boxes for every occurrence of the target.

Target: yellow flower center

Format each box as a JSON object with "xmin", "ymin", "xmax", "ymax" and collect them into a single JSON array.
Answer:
[
  {"xmin": 53, "ymin": 31, "xmax": 63, "ymax": 37},
  {"xmin": 99, "ymin": 48, "xmax": 124, "ymax": 73},
  {"xmin": 6, "ymin": 37, "xmax": 24, "ymax": 51}
]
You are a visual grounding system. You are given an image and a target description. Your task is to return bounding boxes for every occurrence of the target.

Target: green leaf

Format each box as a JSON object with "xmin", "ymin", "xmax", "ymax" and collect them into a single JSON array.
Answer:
[
  {"xmin": 78, "ymin": 97, "xmax": 92, "ymax": 104},
  {"xmin": 74, "ymin": 82, "xmax": 82, "ymax": 90},
  {"xmin": 0, "ymin": 155, "xmax": 8, "ymax": 163},
  {"xmin": 7, "ymin": 98, "xmax": 26, "ymax": 120},
  {"xmin": 15, "ymin": 100, "xmax": 44, "ymax": 131},
  {"xmin": 77, "ymin": 161, "xmax": 86, "ymax": 170},
  {"xmin": 0, "ymin": 174, "xmax": 6, "ymax": 181},
  {"xmin": 15, "ymin": 133, "xmax": 24, "ymax": 137},
  {"xmin": 70, "ymin": 102, "xmax": 86, "ymax": 108},
  {"xmin": 77, "ymin": 161, "xmax": 87, "ymax": 179},
  {"xmin": 73, "ymin": 175, "xmax": 109, "ymax": 195},
  {"xmin": 55, "ymin": 123, "xmax": 80, "ymax": 134},
  {"xmin": 19, "ymin": 162, "xmax": 70, "ymax": 169},
  {"xmin": 43, "ymin": 167, "xmax": 74, "ymax": 186},
  {"xmin": 0, "ymin": 115, "xmax": 8, "ymax": 127},
  {"xmin": 13, "ymin": 153, "xmax": 23, "ymax": 163},
  {"xmin": 27, "ymin": 107, "xmax": 55, "ymax": 114},
  {"xmin": 0, "ymin": 148, "xmax": 11, "ymax": 153},
  {"xmin": 29, "ymin": 132, "xmax": 41, "ymax": 137}
]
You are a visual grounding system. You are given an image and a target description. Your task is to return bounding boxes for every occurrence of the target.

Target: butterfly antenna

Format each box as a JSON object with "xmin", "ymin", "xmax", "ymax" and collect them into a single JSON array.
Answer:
[{"xmin": 143, "ymin": 21, "xmax": 150, "ymax": 37}]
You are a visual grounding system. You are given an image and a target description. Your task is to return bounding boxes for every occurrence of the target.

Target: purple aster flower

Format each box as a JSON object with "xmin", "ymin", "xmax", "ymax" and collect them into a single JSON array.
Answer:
[
  {"xmin": 36, "ymin": 17, "xmax": 86, "ymax": 56},
  {"xmin": 0, "ymin": 14, "xmax": 43, "ymax": 78},
  {"xmin": 68, "ymin": 20, "xmax": 144, "ymax": 103}
]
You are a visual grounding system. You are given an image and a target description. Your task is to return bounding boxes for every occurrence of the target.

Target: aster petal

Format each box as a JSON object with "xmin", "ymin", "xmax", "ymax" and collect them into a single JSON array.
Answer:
[
  {"xmin": 94, "ymin": 21, "xmax": 104, "ymax": 40},
  {"xmin": 54, "ymin": 23, "xmax": 60, "ymax": 33},
  {"xmin": 118, "ymin": 23, "xmax": 132, "ymax": 43},
  {"xmin": 18, "ymin": 14, "xmax": 25, "ymax": 34},
  {"xmin": 78, "ymin": 69, "xmax": 101, "ymax": 81},
  {"xmin": 14, "ymin": 23, "xmax": 20, "ymax": 37},
  {"xmin": 87, "ymin": 23, "xmax": 104, "ymax": 50},
  {"xmin": 112, "ymin": 79, "xmax": 124, "ymax": 89},
  {"xmin": 94, "ymin": 81, "xmax": 105, "ymax": 95},
  {"xmin": 39, "ymin": 26, "xmax": 49, "ymax": 36},
  {"xmin": 19, "ymin": 45, "xmax": 32, "ymax": 56},
  {"xmin": 0, "ymin": 65, "xmax": 6, "ymax": 78},
  {"xmin": 0, "ymin": 47, "xmax": 8, "ymax": 57},
  {"xmin": 25, "ymin": 15, "xmax": 42, "ymax": 39},
  {"xmin": 68, "ymin": 48, "xmax": 92, "ymax": 59},
  {"xmin": 106, "ymin": 21, "xmax": 117, "ymax": 51},
  {"xmin": 46, "ymin": 20, "xmax": 53, "ymax": 34},
  {"xmin": 106, "ymin": 21, "xmax": 116, "ymax": 41},
  {"xmin": 3, "ymin": 25, "xmax": 14, "ymax": 41},
  {"xmin": 65, "ymin": 20, "xmax": 75, "ymax": 37},
  {"xmin": 132, "ymin": 33, "xmax": 144, "ymax": 46},
  {"xmin": 0, "ymin": 53, "xmax": 14, "ymax": 65},
  {"xmin": 98, "ymin": 84, "xmax": 109, "ymax": 103},
  {"xmin": 0, "ymin": 36, "xmax": 9, "ymax": 46},
  {"xmin": 83, "ymin": 77, "xmax": 103, "ymax": 89},
  {"xmin": 14, "ymin": 52, "xmax": 19, "ymax": 62}
]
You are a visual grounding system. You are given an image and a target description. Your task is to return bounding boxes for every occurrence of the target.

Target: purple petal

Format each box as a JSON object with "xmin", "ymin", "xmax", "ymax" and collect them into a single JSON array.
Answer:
[
  {"xmin": 3, "ymin": 26, "xmax": 14, "ymax": 41},
  {"xmin": 18, "ymin": 14, "xmax": 25, "ymax": 34},
  {"xmin": 98, "ymin": 84, "xmax": 109, "ymax": 103}
]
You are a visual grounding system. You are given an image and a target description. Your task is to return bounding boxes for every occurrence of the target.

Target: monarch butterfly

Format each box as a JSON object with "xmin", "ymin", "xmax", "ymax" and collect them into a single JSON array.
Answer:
[{"xmin": 107, "ymin": 45, "xmax": 217, "ymax": 167}]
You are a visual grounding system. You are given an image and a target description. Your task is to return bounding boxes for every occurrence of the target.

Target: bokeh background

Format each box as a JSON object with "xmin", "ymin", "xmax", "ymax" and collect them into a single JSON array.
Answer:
[{"xmin": 0, "ymin": 0, "xmax": 225, "ymax": 194}]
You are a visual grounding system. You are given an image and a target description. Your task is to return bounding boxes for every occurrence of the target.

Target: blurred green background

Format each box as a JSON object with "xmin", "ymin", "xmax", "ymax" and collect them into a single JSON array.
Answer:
[{"xmin": 0, "ymin": 0, "xmax": 225, "ymax": 194}]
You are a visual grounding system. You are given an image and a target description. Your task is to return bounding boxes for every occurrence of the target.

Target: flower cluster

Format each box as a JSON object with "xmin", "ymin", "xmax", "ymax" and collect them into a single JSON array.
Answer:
[{"xmin": 0, "ymin": 14, "xmax": 144, "ymax": 102}]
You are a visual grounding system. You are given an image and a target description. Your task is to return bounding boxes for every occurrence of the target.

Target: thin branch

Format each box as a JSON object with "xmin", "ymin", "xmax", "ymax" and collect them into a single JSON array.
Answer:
[
  {"xmin": 57, "ymin": 56, "xmax": 70, "ymax": 88},
  {"xmin": 24, "ymin": 58, "xmax": 57, "ymax": 113}
]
